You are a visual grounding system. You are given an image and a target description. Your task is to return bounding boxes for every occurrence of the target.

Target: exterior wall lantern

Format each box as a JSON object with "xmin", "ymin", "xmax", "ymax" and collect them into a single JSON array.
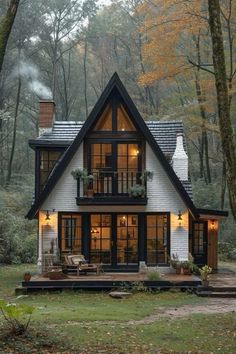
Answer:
[
  {"xmin": 177, "ymin": 210, "xmax": 183, "ymax": 226},
  {"xmin": 45, "ymin": 210, "xmax": 51, "ymax": 221},
  {"xmin": 211, "ymin": 219, "xmax": 215, "ymax": 230}
]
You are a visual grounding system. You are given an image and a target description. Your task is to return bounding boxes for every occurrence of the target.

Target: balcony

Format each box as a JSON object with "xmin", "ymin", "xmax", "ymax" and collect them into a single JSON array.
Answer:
[{"xmin": 76, "ymin": 171, "xmax": 148, "ymax": 205}]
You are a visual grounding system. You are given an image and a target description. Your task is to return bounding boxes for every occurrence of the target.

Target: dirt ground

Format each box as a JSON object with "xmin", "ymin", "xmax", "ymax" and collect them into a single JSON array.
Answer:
[{"xmin": 127, "ymin": 298, "xmax": 236, "ymax": 325}]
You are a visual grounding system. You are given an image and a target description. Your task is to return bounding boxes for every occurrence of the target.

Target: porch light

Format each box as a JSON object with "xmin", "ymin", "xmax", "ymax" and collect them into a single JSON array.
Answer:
[
  {"xmin": 211, "ymin": 219, "xmax": 215, "ymax": 230},
  {"xmin": 45, "ymin": 210, "xmax": 51, "ymax": 221},
  {"xmin": 177, "ymin": 210, "xmax": 182, "ymax": 226},
  {"xmin": 136, "ymin": 150, "xmax": 140, "ymax": 155}
]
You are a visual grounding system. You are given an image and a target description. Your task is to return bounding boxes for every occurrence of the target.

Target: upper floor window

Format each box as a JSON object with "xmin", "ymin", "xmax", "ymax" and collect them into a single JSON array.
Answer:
[
  {"xmin": 93, "ymin": 102, "xmax": 136, "ymax": 132},
  {"xmin": 117, "ymin": 104, "xmax": 136, "ymax": 131},
  {"xmin": 39, "ymin": 150, "xmax": 62, "ymax": 192},
  {"xmin": 94, "ymin": 105, "xmax": 112, "ymax": 131}
]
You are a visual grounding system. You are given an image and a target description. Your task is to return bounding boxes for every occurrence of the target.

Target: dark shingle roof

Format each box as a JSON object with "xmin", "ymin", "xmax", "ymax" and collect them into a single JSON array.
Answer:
[{"xmin": 35, "ymin": 119, "xmax": 185, "ymax": 156}]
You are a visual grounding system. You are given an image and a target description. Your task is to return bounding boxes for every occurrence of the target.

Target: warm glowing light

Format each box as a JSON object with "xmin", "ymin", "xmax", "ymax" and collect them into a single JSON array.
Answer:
[
  {"xmin": 136, "ymin": 150, "xmax": 139, "ymax": 155},
  {"xmin": 177, "ymin": 210, "xmax": 182, "ymax": 226},
  {"xmin": 45, "ymin": 210, "xmax": 50, "ymax": 221},
  {"xmin": 211, "ymin": 220, "xmax": 215, "ymax": 230}
]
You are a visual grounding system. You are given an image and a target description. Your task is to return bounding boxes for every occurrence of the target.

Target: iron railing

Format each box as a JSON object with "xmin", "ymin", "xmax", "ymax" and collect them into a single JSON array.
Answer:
[{"xmin": 77, "ymin": 170, "xmax": 146, "ymax": 197}]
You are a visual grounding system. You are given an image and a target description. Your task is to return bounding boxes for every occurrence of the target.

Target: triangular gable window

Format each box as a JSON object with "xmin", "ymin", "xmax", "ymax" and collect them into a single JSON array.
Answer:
[
  {"xmin": 93, "ymin": 103, "xmax": 136, "ymax": 132},
  {"xmin": 94, "ymin": 104, "xmax": 112, "ymax": 131},
  {"xmin": 117, "ymin": 104, "xmax": 136, "ymax": 131}
]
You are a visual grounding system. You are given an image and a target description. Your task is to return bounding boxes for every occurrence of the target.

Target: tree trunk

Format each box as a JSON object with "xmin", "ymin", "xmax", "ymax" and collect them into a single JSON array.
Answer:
[
  {"xmin": 0, "ymin": 0, "xmax": 20, "ymax": 74},
  {"xmin": 6, "ymin": 76, "xmax": 21, "ymax": 185},
  {"xmin": 83, "ymin": 37, "xmax": 88, "ymax": 118},
  {"xmin": 208, "ymin": 0, "xmax": 236, "ymax": 219}
]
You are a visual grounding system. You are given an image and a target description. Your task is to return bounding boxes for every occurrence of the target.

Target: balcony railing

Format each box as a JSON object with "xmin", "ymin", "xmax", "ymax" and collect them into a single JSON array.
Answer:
[{"xmin": 76, "ymin": 171, "xmax": 147, "ymax": 205}]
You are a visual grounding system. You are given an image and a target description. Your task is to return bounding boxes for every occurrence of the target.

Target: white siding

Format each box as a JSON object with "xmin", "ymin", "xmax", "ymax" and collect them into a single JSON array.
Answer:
[{"xmin": 39, "ymin": 141, "xmax": 189, "ymax": 262}]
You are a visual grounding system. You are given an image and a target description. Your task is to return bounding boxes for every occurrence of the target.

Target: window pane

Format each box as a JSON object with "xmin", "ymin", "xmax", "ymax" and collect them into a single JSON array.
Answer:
[
  {"xmin": 117, "ymin": 104, "xmax": 136, "ymax": 131},
  {"xmin": 146, "ymin": 214, "xmax": 168, "ymax": 265},
  {"xmin": 94, "ymin": 105, "xmax": 112, "ymax": 131}
]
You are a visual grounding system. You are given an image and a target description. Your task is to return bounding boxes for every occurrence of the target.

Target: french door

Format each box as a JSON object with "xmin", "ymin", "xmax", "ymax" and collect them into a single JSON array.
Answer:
[
  {"xmin": 192, "ymin": 221, "xmax": 207, "ymax": 265},
  {"xmin": 89, "ymin": 213, "xmax": 139, "ymax": 267},
  {"xmin": 88, "ymin": 142, "xmax": 142, "ymax": 195}
]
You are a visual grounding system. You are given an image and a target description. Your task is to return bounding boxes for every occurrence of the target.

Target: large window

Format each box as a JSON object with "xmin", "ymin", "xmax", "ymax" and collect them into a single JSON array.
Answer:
[
  {"xmin": 146, "ymin": 214, "xmax": 168, "ymax": 265},
  {"xmin": 90, "ymin": 214, "xmax": 111, "ymax": 264},
  {"xmin": 61, "ymin": 214, "xmax": 82, "ymax": 253},
  {"xmin": 93, "ymin": 103, "xmax": 136, "ymax": 132},
  {"xmin": 117, "ymin": 214, "xmax": 138, "ymax": 265},
  {"xmin": 39, "ymin": 150, "xmax": 62, "ymax": 192}
]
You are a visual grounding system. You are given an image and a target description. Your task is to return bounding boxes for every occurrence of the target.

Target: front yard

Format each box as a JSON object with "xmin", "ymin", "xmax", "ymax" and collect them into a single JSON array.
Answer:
[{"xmin": 0, "ymin": 264, "xmax": 235, "ymax": 353}]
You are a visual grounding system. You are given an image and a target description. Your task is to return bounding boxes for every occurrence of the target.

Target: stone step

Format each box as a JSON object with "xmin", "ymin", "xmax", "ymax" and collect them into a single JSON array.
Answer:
[
  {"xmin": 196, "ymin": 291, "xmax": 236, "ymax": 298},
  {"xmin": 197, "ymin": 286, "xmax": 236, "ymax": 293}
]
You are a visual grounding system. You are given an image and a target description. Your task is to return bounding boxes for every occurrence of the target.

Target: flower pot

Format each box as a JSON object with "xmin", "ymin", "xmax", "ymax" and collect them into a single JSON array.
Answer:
[
  {"xmin": 23, "ymin": 274, "xmax": 31, "ymax": 282},
  {"xmin": 183, "ymin": 268, "xmax": 191, "ymax": 275},
  {"xmin": 202, "ymin": 280, "xmax": 209, "ymax": 287},
  {"xmin": 175, "ymin": 267, "xmax": 181, "ymax": 274},
  {"xmin": 49, "ymin": 272, "xmax": 64, "ymax": 280},
  {"xmin": 86, "ymin": 189, "xmax": 94, "ymax": 198}
]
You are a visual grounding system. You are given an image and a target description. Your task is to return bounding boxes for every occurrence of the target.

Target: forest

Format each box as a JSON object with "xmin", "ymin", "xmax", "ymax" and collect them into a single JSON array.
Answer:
[{"xmin": 0, "ymin": 0, "xmax": 235, "ymax": 263}]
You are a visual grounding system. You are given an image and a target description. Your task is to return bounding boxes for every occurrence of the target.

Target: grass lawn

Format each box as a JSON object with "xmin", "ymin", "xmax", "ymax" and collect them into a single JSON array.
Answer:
[{"xmin": 0, "ymin": 264, "xmax": 236, "ymax": 353}]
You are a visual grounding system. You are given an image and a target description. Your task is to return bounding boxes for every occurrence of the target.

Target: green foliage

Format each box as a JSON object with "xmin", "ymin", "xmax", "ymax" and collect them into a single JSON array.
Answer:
[
  {"xmin": 199, "ymin": 265, "xmax": 212, "ymax": 281},
  {"xmin": 0, "ymin": 183, "xmax": 37, "ymax": 264},
  {"xmin": 0, "ymin": 208, "xmax": 36, "ymax": 264},
  {"xmin": 129, "ymin": 184, "xmax": 146, "ymax": 197},
  {"xmin": 218, "ymin": 241, "xmax": 236, "ymax": 261},
  {"xmin": 0, "ymin": 299, "xmax": 34, "ymax": 335},
  {"xmin": 147, "ymin": 270, "xmax": 160, "ymax": 281},
  {"xmin": 140, "ymin": 170, "xmax": 154, "ymax": 183},
  {"xmin": 71, "ymin": 168, "xmax": 94, "ymax": 187}
]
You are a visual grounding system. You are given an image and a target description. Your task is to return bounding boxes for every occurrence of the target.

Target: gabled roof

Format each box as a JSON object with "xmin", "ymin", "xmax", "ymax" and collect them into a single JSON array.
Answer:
[{"xmin": 26, "ymin": 72, "xmax": 198, "ymax": 219}]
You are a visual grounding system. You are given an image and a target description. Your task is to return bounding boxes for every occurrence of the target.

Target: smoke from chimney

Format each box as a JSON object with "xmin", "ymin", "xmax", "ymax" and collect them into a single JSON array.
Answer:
[{"xmin": 16, "ymin": 60, "xmax": 52, "ymax": 99}]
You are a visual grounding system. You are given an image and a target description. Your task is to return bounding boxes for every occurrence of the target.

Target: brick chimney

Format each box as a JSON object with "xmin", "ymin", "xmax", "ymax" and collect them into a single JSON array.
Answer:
[
  {"xmin": 38, "ymin": 100, "xmax": 55, "ymax": 136},
  {"xmin": 172, "ymin": 133, "xmax": 188, "ymax": 181}
]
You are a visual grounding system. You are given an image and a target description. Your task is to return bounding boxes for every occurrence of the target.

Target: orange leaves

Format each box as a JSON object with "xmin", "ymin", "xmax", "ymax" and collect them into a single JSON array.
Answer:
[{"xmin": 138, "ymin": 0, "xmax": 208, "ymax": 85}]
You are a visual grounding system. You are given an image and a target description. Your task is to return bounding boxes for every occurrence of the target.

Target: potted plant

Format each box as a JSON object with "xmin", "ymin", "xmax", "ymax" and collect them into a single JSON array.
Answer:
[
  {"xmin": 199, "ymin": 265, "xmax": 212, "ymax": 287},
  {"xmin": 129, "ymin": 184, "xmax": 146, "ymax": 198},
  {"xmin": 71, "ymin": 168, "xmax": 86, "ymax": 180},
  {"xmin": 71, "ymin": 168, "xmax": 94, "ymax": 197},
  {"xmin": 23, "ymin": 272, "xmax": 31, "ymax": 282},
  {"xmin": 170, "ymin": 253, "xmax": 181, "ymax": 274},
  {"xmin": 140, "ymin": 170, "xmax": 154, "ymax": 184},
  {"xmin": 181, "ymin": 261, "xmax": 194, "ymax": 275}
]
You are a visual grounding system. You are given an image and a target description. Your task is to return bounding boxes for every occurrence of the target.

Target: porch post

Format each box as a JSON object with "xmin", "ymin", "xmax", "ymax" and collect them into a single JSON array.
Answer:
[{"xmin": 37, "ymin": 224, "xmax": 43, "ymax": 273}]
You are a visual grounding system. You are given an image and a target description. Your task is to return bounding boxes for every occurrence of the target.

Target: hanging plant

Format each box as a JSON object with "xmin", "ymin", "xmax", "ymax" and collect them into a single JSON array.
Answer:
[{"xmin": 140, "ymin": 170, "xmax": 154, "ymax": 184}]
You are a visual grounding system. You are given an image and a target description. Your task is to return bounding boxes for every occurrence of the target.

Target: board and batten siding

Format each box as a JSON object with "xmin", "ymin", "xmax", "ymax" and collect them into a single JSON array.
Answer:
[{"xmin": 38, "ymin": 141, "xmax": 189, "ymax": 264}]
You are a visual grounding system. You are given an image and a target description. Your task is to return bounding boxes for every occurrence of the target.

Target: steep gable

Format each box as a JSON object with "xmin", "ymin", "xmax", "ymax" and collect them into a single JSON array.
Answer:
[{"xmin": 26, "ymin": 73, "xmax": 197, "ymax": 219}]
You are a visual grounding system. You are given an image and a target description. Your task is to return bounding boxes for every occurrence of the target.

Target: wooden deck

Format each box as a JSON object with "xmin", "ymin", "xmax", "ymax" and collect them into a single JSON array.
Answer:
[{"xmin": 19, "ymin": 272, "xmax": 201, "ymax": 293}]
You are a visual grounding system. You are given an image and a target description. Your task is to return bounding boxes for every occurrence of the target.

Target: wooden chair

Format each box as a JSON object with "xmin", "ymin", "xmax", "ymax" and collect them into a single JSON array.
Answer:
[{"xmin": 63, "ymin": 254, "xmax": 100, "ymax": 276}]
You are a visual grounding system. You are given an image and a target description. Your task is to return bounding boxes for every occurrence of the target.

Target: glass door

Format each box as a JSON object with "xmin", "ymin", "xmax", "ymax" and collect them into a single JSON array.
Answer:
[
  {"xmin": 146, "ymin": 214, "xmax": 169, "ymax": 265},
  {"xmin": 90, "ymin": 214, "xmax": 111, "ymax": 264},
  {"xmin": 192, "ymin": 221, "xmax": 207, "ymax": 265},
  {"xmin": 116, "ymin": 214, "xmax": 138, "ymax": 265},
  {"xmin": 117, "ymin": 143, "xmax": 140, "ymax": 194}
]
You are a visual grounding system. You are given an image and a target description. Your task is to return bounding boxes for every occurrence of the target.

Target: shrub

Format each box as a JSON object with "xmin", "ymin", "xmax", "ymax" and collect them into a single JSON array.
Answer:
[
  {"xmin": 147, "ymin": 270, "xmax": 160, "ymax": 281},
  {"xmin": 0, "ymin": 299, "xmax": 34, "ymax": 335},
  {"xmin": 218, "ymin": 241, "xmax": 236, "ymax": 261},
  {"xmin": 0, "ymin": 207, "xmax": 37, "ymax": 264}
]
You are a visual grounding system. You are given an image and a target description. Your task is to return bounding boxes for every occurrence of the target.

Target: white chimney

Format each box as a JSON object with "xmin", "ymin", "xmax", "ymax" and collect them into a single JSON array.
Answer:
[{"xmin": 172, "ymin": 133, "xmax": 188, "ymax": 181}]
